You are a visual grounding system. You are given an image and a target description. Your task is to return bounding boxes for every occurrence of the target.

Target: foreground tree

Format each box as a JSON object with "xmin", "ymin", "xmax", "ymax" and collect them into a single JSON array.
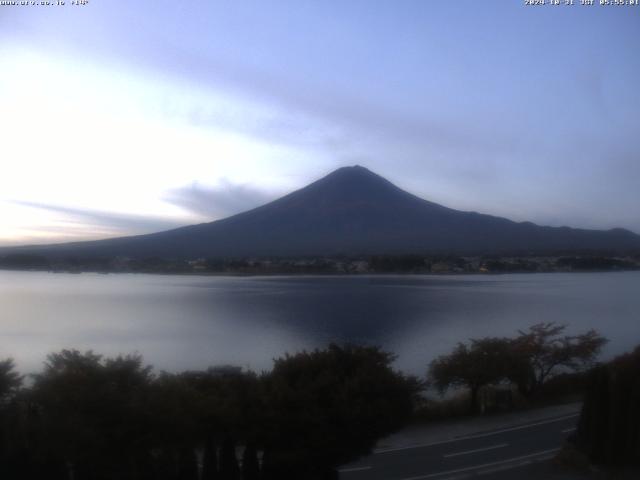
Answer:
[
  {"xmin": 574, "ymin": 345, "xmax": 640, "ymax": 467},
  {"xmin": 0, "ymin": 358, "xmax": 23, "ymax": 476},
  {"xmin": 179, "ymin": 366, "xmax": 263, "ymax": 479},
  {"xmin": 509, "ymin": 322, "xmax": 607, "ymax": 397},
  {"xmin": 2, "ymin": 345, "xmax": 418, "ymax": 479},
  {"xmin": 262, "ymin": 344, "xmax": 420, "ymax": 479},
  {"xmin": 429, "ymin": 323, "xmax": 608, "ymax": 413},
  {"xmin": 0, "ymin": 358, "xmax": 22, "ymax": 403},
  {"xmin": 428, "ymin": 337, "xmax": 512, "ymax": 413},
  {"xmin": 30, "ymin": 350, "xmax": 155, "ymax": 480}
]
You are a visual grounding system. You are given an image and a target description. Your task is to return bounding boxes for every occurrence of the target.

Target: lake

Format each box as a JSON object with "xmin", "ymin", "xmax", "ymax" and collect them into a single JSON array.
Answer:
[{"xmin": 1, "ymin": 270, "xmax": 639, "ymax": 375}]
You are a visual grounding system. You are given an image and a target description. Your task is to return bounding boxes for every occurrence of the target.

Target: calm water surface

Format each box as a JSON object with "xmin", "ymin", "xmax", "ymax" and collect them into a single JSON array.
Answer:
[{"xmin": 1, "ymin": 271, "xmax": 639, "ymax": 374}]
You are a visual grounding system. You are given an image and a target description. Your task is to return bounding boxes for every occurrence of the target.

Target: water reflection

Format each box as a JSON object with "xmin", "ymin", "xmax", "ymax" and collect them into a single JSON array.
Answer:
[{"xmin": 1, "ymin": 271, "xmax": 639, "ymax": 374}]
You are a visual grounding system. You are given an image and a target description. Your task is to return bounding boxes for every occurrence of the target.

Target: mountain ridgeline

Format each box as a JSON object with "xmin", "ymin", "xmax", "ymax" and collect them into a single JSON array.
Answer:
[{"xmin": 6, "ymin": 166, "xmax": 640, "ymax": 259}]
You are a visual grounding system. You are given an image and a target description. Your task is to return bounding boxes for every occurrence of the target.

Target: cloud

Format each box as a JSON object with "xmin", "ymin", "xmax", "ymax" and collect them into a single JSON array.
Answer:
[
  {"xmin": 163, "ymin": 180, "xmax": 275, "ymax": 219},
  {"xmin": 11, "ymin": 201, "xmax": 189, "ymax": 235},
  {"xmin": 182, "ymin": 103, "xmax": 351, "ymax": 155},
  {"xmin": 161, "ymin": 46, "xmax": 517, "ymax": 158}
]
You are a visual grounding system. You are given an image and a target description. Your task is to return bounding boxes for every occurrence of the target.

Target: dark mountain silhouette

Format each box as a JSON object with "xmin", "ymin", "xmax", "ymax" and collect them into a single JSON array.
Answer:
[{"xmin": 4, "ymin": 166, "xmax": 640, "ymax": 258}]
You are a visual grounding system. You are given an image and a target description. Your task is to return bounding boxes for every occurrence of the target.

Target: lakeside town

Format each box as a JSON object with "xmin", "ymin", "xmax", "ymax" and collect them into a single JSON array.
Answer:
[{"xmin": 1, "ymin": 253, "xmax": 639, "ymax": 275}]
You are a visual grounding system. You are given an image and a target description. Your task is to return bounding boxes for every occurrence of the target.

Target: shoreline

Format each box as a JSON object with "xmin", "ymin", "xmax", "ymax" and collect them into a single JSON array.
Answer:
[{"xmin": 1, "ymin": 266, "xmax": 639, "ymax": 277}]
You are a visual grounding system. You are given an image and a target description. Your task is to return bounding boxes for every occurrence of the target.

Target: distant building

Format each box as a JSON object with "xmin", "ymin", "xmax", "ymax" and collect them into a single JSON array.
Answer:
[{"xmin": 430, "ymin": 262, "xmax": 450, "ymax": 273}]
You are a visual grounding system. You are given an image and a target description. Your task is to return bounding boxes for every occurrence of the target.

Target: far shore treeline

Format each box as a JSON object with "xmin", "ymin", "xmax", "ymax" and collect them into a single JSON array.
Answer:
[
  {"xmin": 1, "ymin": 324, "xmax": 637, "ymax": 480},
  {"xmin": 1, "ymin": 252, "xmax": 639, "ymax": 275}
]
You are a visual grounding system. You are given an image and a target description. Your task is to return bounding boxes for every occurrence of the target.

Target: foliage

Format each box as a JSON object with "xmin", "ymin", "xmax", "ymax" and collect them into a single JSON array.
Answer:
[
  {"xmin": 29, "ymin": 350, "xmax": 155, "ymax": 479},
  {"xmin": 574, "ymin": 345, "xmax": 640, "ymax": 466},
  {"xmin": 0, "ymin": 254, "xmax": 50, "ymax": 270},
  {"xmin": 428, "ymin": 323, "xmax": 608, "ymax": 412},
  {"xmin": 0, "ymin": 345, "xmax": 418, "ymax": 480},
  {"xmin": 262, "ymin": 344, "xmax": 420, "ymax": 478},
  {"xmin": 0, "ymin": 358, "xmax": 22, "ymax": 403},
  {"xmin": 510, "ymin": 322, "xmax": 607, "ymax": 396},
  {"xmin": 556, "ymin": 256, "xmax": 635, "ymax": 271},
  {"xmin": 429, "ymin": 338, "xmax": 513, "ymax": 413}
]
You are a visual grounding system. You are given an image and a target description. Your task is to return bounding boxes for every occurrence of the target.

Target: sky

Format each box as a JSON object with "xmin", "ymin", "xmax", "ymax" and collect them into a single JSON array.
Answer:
[{"xmin": 0, "ymin": 0, "xmax": 638, "ymax": 246}]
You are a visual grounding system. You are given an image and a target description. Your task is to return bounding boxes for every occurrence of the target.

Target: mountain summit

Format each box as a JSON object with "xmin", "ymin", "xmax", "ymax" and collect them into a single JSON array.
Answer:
[{"xmin": 7, "ymin": 166, "xmax": 640, "ymax": 258}]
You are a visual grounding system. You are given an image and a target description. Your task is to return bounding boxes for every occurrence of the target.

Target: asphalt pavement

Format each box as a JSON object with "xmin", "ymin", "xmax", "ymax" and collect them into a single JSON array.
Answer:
[{"xmin": 339, "ymin": 410, "xmax": 580, "ymax": 480}]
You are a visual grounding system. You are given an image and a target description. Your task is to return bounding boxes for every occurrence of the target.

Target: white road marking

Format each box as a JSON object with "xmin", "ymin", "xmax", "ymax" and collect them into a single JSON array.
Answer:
[
  {"xmin": 443, "ymin": 443, "xmax": 508, "ymax": 458},
  {"xmin": 338, "ymin": 466, "xmax": 372, "ymax": 473},
  {"xmin": 398, "ymin": 447, "xmax": 561, "ymax": 480},
  {"xmin": 375, "ymin": 413, "xmax": 579, "ymax": 454},
  {"xmin": 561, "ymin": 427, "xmax": 576, "ymax": 433},
  {"xmin": 478, "ymin": 459, "xmax": 534, "ymax": 476}
]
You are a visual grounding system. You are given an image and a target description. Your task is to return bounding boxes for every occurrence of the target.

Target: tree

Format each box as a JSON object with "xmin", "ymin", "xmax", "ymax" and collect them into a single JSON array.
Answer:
[
  {"xmin": 30, "ymin": 349, "xmax": 105, "ymax": 478},
  {"xmin": 30, "ymin": 350, "xmax": 155, "ymax": 480},
  {"xmin": 0, "ymin": 358, "xmax": 24, "ymax": 478},
  {"xmin": 219, "ymin": 435, "xmax": 240, "ymax": 480},
  {"xmin": 574, "ymin": 345, "xmax": 640, "ymax": 466},
  {"xmin": 428, "ymin": 337, "xmax": 512, "ymax": 413},
  {"xmin": 0, "ymin": 358, "xmax": 22, "ymax": 404},
  {"xmin": 510, "ymin": 322, "xmax": 607, "ymax": 397},
  {"xmin": 201, "ymin": 438, "xmax": 219, "ymax": 480},
  {"xmin": 146, "ymin": 371, "xmax": 201, "ymax": 478},
  {"xmin": 428, "ymin": 324, "xmax": 609, "ymax": 413},
  {"xmin": 241, "ymin": 443, "xmax": 260, "ymax": 480},
  {"xmin": 262, "ymin": 344, "xmax": 420, "ymax": 478}
]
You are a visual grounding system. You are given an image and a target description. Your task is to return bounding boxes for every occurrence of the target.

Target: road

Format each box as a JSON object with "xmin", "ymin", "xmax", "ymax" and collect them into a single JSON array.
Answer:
[{"xmin": 339, "ymin": 413, "xmax": 579, "ymax": 480}]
